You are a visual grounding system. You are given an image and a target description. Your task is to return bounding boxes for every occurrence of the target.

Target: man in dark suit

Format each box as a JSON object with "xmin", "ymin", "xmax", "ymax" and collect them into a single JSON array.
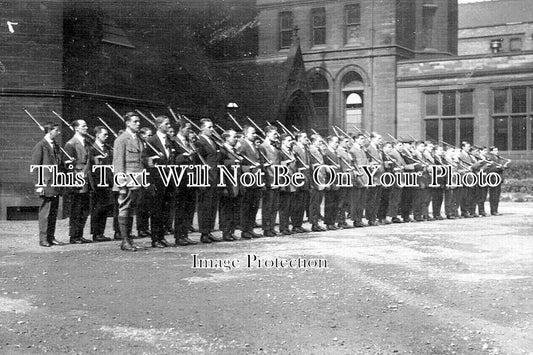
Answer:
[
  {"xmin": 136, "ymin": 127, "xmax": 153, "ymax": 238},
  {"xmin": 487, "ymin": 146, "xmax": 508, "ymax": 216},
  {"xmin": 308, "ymin": 135, "xmax": 326, "ymax": 231},
  {"xmin": 31, "ymin": 122, "xmax": 66, "ymax": 247},
  {"xmin": 64, "ymin": 119, "xmax": 92, "ymax": 244},
  {"xmin": 365, "ymin": 133, "xmax": 384, "ymax": 226},
  {"xmin": 258, "ymin": 125, "xmax": 280, "ymax": 237},
  {"xmin": 113, "ymin": 112, "xmax": 146, "ymax": 251},
  {"xmin": 278, "ymin": 134, "xmax": 299, "ymax": 235},
  {"xmin": 172, "ymin": 121, "xmax": 199, "ymax": 246},
  {"xmin": 349, "ymin": 133, "xmax": 369, "ymax": 227},
  {"xmin": 292, "ymin": 132, "xmax": 311, "ymax": 233},
  {"xmin": 146, "ymin": 116, "xmax": 175, "ymax": 248},
  {"xmin": 88, "ymin": 126, "xmax": 113, "ymax": 242},
  {"xmin": 323, "ymin": 135, "xmax": 341, "ymax": 230},
  {"xmin": 458, "ymin": 141, "xmax": 476, "ymax": 218},
  {"xmin": 218, "ymin": 129, "xmax": 241, "ymax": 241},
  {"xmin": 195, "ymin": 119, "xmax": 223, "ymax": 243},
  {"xmin": 237, "ymin": 125, "xmax": 263, "ymax": 239},
  {"xmin": 336, "ymin": 136, "xmax": 353, "ymax": 229}
]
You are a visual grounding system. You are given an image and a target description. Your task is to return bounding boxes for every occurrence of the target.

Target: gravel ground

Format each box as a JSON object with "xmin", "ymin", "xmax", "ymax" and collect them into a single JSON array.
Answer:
[{"xmin": 0, "ymin": 202, "xmax": 532, "ymax": 354}]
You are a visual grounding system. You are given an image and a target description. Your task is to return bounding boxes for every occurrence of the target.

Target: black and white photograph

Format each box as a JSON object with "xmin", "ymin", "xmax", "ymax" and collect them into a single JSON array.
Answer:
[{"xmin": 0, "ymin": 0, "xmax": 532, "ymax": 353}]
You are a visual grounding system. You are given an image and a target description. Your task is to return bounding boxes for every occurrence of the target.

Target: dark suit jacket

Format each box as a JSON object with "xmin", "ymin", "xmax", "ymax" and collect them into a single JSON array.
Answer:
[
  {"xmin": 258, "ymin": 141, "xmax": 280, "ymax": 189},
  {"xmin": 237, "ymin": 138, "xmax": 262, "ymax": 189},
  {"xmin": 195, "ymin": 135, "xmax": 222, "ymax": 186},
  {"xmin": 292, "ymin": 143, "xmax": 310, "ymax": 189},
  {"xmin": 64, "ymin": 136, "xmax": 90, "ymax": 193},
  {"xmin": 324, "ymin": 148, "xmax": 340, "ymax": 191},
  {"xmin": 309, "ymin": 145, "xmax": 325, "ymax": 191},
  {"xmin": 279, "ymin": 147, "xmax": 298, "ymax": 192},
  {"xmin": 350, "ymin": 144, "xmax": 370, "ymax": 186},
  {"xmin": 220, "ymin": 144, "xmax": 241, "ymax": 197},
  {"xmin": 31, "ymin": 138, "xmax": 63, "ymax": 197},
  {"xmin": 88, "ymin": 143, "xmax": 113, "ymax": 191},
  {"xmin": 147, "ymin": 133, "xmax": 177, "ymax": 189}
]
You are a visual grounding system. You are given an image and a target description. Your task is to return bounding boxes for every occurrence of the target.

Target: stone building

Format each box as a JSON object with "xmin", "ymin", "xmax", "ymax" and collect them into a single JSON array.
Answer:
[
  {"xmin": 1, "ymin": 0, "xmax": 532, "ymax": 220},
  {"xmin": 397, "ymin": 0, "xmax": 533, "ymax": 161}
]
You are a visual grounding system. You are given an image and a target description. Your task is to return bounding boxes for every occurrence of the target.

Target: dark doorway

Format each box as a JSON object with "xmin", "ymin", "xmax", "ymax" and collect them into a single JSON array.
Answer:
[{"xmin": 284, "ymin": 91, "xmax": 312, "ymax": 132}]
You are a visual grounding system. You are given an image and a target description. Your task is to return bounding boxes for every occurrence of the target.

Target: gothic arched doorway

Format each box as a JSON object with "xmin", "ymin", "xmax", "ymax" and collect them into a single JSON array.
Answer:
[{"xmin": 284, "ymin": 90, "xmax": 313, "ymax": 132}]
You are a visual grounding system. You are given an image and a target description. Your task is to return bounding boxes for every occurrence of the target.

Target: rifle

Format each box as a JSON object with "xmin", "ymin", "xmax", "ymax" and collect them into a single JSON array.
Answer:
[
  {"xmin": 181, "ymin": 114, "xmax": 224, "ymax": 142},
  {"xmin": 105, "ymin": 103, "xmax": 125, "ymax": 122},
  {"xmin": 215, "ymin": 123, "xmax": 225, "ymax": 133},
  {"xmin": 276, "ymin": 120, "xmax": 295, "ymax": 139},
  {"xmin": 386, "ymin": 133, "xmax": 399, "ymax": 143},
  {"xmin": 227, "ymin": 113, "xmax": 243, "ymax": 131},
  {"xmin": 23, "ymin": 108, "xmax": 75, "ymax": 162},
  {"xmin": 352, "ymin": 125, "xmax": 370, "ymax": 139},
  {"xmin": 168, "ymin": 107, "xmax": 180, "ymax": 124},
  {"xmin": 51, "ymin": 110, "xmax": 109, "ymax": 156},
  {"xmin": 246, "ymin": 116, "xmax": 265, "ymax": 137},
  {"xmin": 97, "ymin": 117, "xmax": 118, "ymax": 138},
  {"xmin": 104, "ymin": 103, "xmax": 162, "ymax": 159},
  {"xmin": 333, "ymin": 125, "xmax": 354, "ymax": 142},
  {"xmin": 135, "ymin": 109, "xmax": 157, "ymax": 128}
]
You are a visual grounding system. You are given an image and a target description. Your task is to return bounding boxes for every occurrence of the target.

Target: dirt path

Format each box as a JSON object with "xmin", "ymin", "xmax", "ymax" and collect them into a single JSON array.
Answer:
[{"xmin": 0, "ymin": 202, "xmax": 532, "ymax": 354}]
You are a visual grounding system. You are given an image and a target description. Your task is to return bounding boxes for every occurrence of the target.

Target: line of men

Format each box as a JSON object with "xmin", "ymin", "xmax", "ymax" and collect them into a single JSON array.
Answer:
[{"xmin": 31, "ymin": 111, "xmax": 509, "ymax": 250}]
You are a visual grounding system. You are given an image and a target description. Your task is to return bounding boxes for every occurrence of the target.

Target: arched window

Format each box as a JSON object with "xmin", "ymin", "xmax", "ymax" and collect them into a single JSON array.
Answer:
[
  {"xmin": 309, "ymin": 71, "xmax": 329, "ymax": 135},
  {"xmin": 342, "ymin": 72, "xmax": 364, "ymax": 130}
]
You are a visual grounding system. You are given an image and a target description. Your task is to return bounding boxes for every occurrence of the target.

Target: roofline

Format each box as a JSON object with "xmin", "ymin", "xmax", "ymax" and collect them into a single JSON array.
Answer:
[
  {"xmin": 398, "ymin": 49, "xmax": 533, "ymax": 64},
  {"xmin": 459, "ymin": 20, "xmax": 533, "ymax": 30}
]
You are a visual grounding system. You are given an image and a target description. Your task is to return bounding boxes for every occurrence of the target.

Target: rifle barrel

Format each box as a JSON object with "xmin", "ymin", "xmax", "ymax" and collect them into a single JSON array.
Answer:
[{"xmin": 105, "ymin": 103, "xmax": 125, "ymax": 122}]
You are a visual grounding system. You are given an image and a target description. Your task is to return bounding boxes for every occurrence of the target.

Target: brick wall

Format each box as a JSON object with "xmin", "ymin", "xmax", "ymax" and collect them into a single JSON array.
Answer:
[
  {"xmin": 258, "ymin": 0, "xmax": 399, "ymax": 59},
  {"xmin": 0, "ymin": 0, "xmax": 64, "ymax": 219}
]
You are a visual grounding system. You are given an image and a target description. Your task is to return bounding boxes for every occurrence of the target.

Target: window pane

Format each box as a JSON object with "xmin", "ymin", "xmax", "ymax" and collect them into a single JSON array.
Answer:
[
  {"xmin": 345, "ymin": 4, "xmax": 360, "ymax": 25},
  {"xmin": 531, "ymin": 117, "xmax": 533, "ymax": 151},
  {"xmin": 309, "ymin": 73, "xmax": 328, "ymax": 90},
  {"xmin": 346, "ymin": 92, "xmax": 362, "ymax": 106},
  {"xmin": 280, "ymin": 12, "xmax": 293, "ymax": 49},
  {"xmin": 312, "ymin": 92, "xmax": 329, "ymax": 109},
  {"xmin": 425, "ymin": 119, "xmax": 439, "ymax": 142},
  {"xmin": 281, "ymin": 32, "xmax": 292, "ymax": 48},
  {"xmin": 493, "ymin": 89, "xmax": 507, "ymax": 113},
  {"xmin": 493, "ymin": 117, "xmax": 508, "ymax": 151},
  {"xmin": 342, "ymin": 71, "xmax": 364, "ymax": 90},
  {"xmin": 442, "ymin": 119, "xmax": 456, "ymax": 145},
  {"xmin": 459, "ymin": 91, "xmax": 473, "ymax": 115},
  {"xmin": 312, "ymin": 92, "xmax": 329, "ymax": 134},
  {"xmin": 459, "ymin": 118, "xmax": 474, "ymax": 144},
  {"xmin": 510, "ymin": 38, "xmax": 522, "ymax": 52},
  {"xmin": 511, "ymin": 116, "xmax": 527, "ymax": 150},
  {"xmin": 280, "ymin": 12, "xmax": 293, "ymax": 29},
  {"xmin": 442, "ymin": 91, "xmax": 456, "ymax": 116},
  {"xmin": 425, "ymin": 93, "xmax": 438, "ymax": 116},
  {"xmin": 313, "ymin": 28, "xmax": 326, "ymax": 45},
  {"xmin": 312, "ymin": 8, "xmax": 326, "ymax": 27},
  {"xmin": 512, "ymin": 87, "xmax": 527, "ymax": 113}
]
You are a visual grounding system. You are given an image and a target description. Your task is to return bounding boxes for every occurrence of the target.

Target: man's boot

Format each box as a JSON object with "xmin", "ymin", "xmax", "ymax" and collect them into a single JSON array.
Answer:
[
  {"xmin": 118, "ymin": 217, "xmax": 135, "ymax": 252},
  {"xmin": 127, "ymin": 217, "xmax": 145, "ymax": 250}
]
